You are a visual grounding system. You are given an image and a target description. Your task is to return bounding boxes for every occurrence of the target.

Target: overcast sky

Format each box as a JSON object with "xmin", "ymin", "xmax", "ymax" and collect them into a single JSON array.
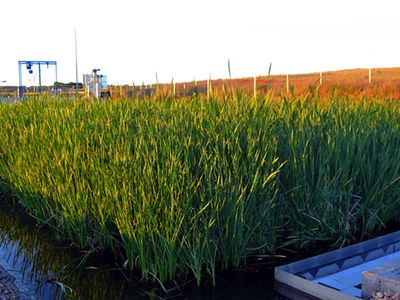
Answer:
[{"xmin": 1, "ymin": 0, "xmax": 399, "ymax": 86}]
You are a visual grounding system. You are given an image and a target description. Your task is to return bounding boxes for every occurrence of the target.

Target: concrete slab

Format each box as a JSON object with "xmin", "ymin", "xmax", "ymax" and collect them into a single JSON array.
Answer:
[
  {"xmin": 275, "ymin": 231, "xmax": 400, "ymax": 299},
  {"xmin": 312, "ymin": 251, "xmax": 400, "ymax": 298},
  {"xmin": 362, "ymin": 260, "xmax": 400, "ymax": 299}
]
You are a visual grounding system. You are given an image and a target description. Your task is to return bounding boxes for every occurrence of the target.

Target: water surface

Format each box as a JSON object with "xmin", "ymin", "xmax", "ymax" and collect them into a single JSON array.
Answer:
[{"xmin": 0, "ymin": 200, "xmax": 290, "ymax": 299}]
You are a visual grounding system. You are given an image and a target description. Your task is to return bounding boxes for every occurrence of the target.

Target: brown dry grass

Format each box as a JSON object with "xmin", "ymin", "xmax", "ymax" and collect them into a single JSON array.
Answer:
[
  {"xmin": 117, "ymin": 67, "xmax": 400, "ymax": 99},
  {"xmin": 7, "ymin": 67, "xmax": 395, "ymax": 99}
]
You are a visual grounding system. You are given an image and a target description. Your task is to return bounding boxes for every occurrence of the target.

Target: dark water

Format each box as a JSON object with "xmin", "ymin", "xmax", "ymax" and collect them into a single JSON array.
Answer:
[
  {"xmin": 0, "ymin": 202, "xmax": 152, "ymax": 299},
  {"xmin": 0, "ymin": 201, "xmax": 289, "ymax": 299},
  {"xmin": 188, "ymin": 270, "xmax": 276, "ymax": 299}
]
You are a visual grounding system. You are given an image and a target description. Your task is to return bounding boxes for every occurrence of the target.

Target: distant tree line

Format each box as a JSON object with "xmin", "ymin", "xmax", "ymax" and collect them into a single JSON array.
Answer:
[{"xmin": 55, "ymin": 82, "xmax": 83, "ymax": 89}]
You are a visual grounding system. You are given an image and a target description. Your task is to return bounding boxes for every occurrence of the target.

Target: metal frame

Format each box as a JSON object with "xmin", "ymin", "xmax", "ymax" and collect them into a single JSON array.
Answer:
[{"xmin": 18, "ymin": 60, "xmax": 58, "ymax": 98}]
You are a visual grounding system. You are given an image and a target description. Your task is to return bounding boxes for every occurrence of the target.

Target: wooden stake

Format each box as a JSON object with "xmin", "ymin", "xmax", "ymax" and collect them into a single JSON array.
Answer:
[
  {"xmin": 286, "ymin": 74, "xmax": 289, "ymax": 94},
  {"xmin": 207, "ymin": 74, "xmax": 210, "ymax": 100},
  {"xmin": 254, "ymin": 76, "xmax": 257, "ymax": 98},
  {"xmin": 369, "ymin": 68, "xmax": 372, "ymax": 85}
]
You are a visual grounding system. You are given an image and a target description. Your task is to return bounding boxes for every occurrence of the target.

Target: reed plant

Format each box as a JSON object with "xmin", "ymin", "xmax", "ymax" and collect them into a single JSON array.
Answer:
[{"xmin": 0, "ymin": 93, "xmax": 400, "ymax": 285}]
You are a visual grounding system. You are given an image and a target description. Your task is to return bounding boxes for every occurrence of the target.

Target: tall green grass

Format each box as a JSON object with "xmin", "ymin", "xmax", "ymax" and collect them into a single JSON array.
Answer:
[{"xmin": 0, "ymin": 93, "xmax": 400, "ymax": 285}]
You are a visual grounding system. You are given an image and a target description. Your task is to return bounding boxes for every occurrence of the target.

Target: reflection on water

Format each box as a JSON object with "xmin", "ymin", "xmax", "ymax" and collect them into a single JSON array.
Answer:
[
  {"xmin": 0, "ymin": 202, "xmax": 147, "ymax": 300},
  {"xmin": 0, "ymin": 199, "xmax": 291, "ymax": 299}
]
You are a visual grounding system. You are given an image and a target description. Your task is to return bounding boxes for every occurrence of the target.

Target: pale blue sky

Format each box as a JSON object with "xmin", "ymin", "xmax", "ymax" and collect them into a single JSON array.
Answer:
[{"xmin": 1, "ymin": 0, "xmax": 399, "ymax": 86}]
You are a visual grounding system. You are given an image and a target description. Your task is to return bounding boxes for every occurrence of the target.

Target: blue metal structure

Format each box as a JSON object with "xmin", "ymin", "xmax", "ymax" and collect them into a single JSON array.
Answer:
[{"xmin": 18, "ymin": 60, "xmax": 58, "ymax": 97}]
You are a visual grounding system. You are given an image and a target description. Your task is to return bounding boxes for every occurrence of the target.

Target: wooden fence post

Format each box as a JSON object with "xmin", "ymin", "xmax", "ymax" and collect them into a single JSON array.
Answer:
[
  {"xmin": 207, "ymin": 74, "xmax": 211, "ymax": 100},
  {"xmin": 254, "ymin": 76, "xmax": 257, "ymax": 98},
  {"xmin": 369, "ymin": 68, "xmax": 372, "ymax": 85},
  {"xmin": 286, "ymin": 74, "xmax": 289, "ymax": 94}
]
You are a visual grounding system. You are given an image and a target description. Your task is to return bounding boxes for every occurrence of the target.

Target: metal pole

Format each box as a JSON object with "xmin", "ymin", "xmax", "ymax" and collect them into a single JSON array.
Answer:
[
  {"xmin": 75, "ymin": 29, "xmax": 79, "ymax": 96},
  {"xmin": 55, "ymin": 63, "xmax": 58, "ymax": 96},
  {"xmin": 320, "ymin": 71, "xmax": 323, "ymax": 86},
  {"xmin": 228, "ymin": 59, "xmax": 231, "ymax": 79},
  {"xmin": 18, "ymin": 61, "xmax": 23, "ymax": 98},
  {"xmin": 38, "ymin": 63, "xmax": 42, "ymax": 93}
]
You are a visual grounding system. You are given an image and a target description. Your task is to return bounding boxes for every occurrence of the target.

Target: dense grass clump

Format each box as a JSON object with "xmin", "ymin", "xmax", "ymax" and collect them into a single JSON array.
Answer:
[{"xmin": 0, "ymin": 94, "xmax": 400, "ymax": 285}]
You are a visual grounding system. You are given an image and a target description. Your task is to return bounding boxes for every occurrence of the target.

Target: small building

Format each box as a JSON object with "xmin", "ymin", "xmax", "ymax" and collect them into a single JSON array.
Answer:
[{"xmin": 83, "ymin": 69, "xmax": 109, "ymax": 98}]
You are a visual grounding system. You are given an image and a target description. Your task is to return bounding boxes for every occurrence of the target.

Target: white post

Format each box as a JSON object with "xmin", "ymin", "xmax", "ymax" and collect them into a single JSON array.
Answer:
[
  {"xmin": 95, "ymin": 81, "xmax": 99, "ymax": 99},
  {"xmin": 369, "ymin": 68, "xmax": 371, "ymax": 85},
  {"xmin": 94, "ymin": 72, "xmax": 99, "ymax": 99},
  {"xmin": 286, "ymin": 74, "xmax": 289, "ymax": 94},
  {"xmin": 85, "ymin": 83, "xmax": 89, "ymax": 98},
  {"xmin": 155, "ymin": 72, "xmax": 159, "ymax": 92},
  {"xmin": 254, "ymin": 76, "xmax": 257, "ymax": 98},
  {"xmin": 173, "ymin": 81, "xmax": 176, "ymax": 96},
  {"xmin": 320, "ymin": 71, "xmax": 323, "ymax": 86}
]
